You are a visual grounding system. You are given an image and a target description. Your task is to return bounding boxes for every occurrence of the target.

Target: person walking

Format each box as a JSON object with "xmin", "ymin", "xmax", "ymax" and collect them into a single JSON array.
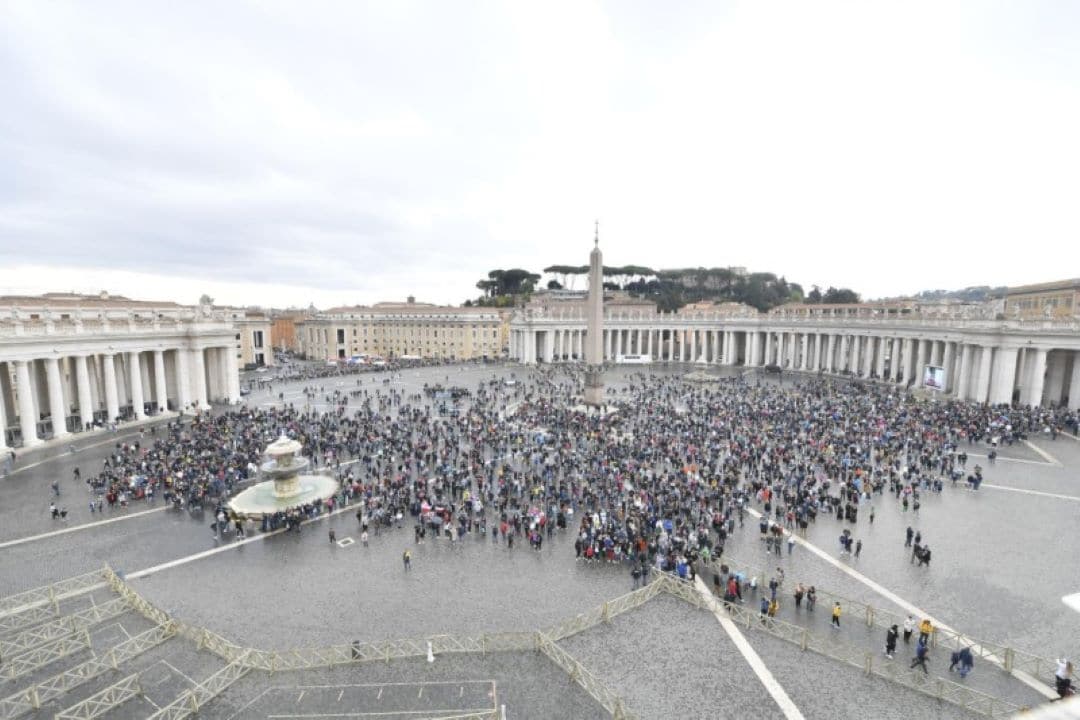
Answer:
[
  {"xmin": 918, "ymin": 618, "xmax": 933, "ymax": 645},
  {"xmin": 402, "ymin": 549, "xmax": 411, "ymax": 571},
  {"xmin": 903, "ymin": 615, "xmax": 915, "ymax": 644},
  {"xmin": 911, "ymin": 639, "xmax": 930, "ymax": 674},
  {"xmin": 884, "ymin": 624, "xmax": 898, "ymax": 658},
  {"xmin": 905, "ymin": 526, "xmax": 914, "ymax": 547},
  {"xmin": 950, "ymin": 647, "xmax": 974, "ymax": 678},
  {"xmin": 831, "ymin": 602, "xmax": 841, "ymax": 629}
]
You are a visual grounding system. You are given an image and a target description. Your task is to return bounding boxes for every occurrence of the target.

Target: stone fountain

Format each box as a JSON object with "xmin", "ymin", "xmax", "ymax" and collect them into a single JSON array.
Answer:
[{"xmin": 227, "ymin": 435, "xmax": 339, "ymax": 519}]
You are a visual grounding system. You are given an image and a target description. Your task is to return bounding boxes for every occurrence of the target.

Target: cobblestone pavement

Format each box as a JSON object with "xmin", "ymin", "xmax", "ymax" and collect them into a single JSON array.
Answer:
[
  {"xmin": 3, "ymin": 362, "xmax": 1080, "ymax": 719},
  {"xmin": 212, "ymin": 654, "xmax": 608, "ymax": 720},
  {"xmin": 560, "ymin": 592, "xmax": 785, "ymax": 720}
]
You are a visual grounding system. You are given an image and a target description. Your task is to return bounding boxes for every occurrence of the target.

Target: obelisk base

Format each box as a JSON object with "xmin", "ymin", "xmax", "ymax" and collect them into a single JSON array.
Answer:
[{"xmin": 584, "ymin": 368, "xmax": 604, "ymax": 407}]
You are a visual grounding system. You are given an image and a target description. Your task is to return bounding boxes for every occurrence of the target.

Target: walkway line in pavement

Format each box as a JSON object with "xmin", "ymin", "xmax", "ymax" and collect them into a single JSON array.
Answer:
[
  {"xmin": 980, "ymin": 484, "xmax": 1080, "ymax": 502},
  {"xmin": 125, "ymin": 503, "xmax": 358, "ymax": 581},
  {"xmin": 1062, "ymin": 593, "xmax": 1080, "ymax": 615},
  {"xmin": 965, "ymin": 452, "xmax": 1055, "ymax": 467},
  {"xmin": 693, "ymin": 576, "xmax": 805, "ymax": 720},
  {"xmin": 0, "ymin": 506, "xmax": 168, "ymax": 549},
  {"xmin": 1023, "ymin": 440, "xmax": 1061, "ymax": 466},
  {"xmin": 743, "ymin": 507, "xmax": 1057, "ymax": 700}
]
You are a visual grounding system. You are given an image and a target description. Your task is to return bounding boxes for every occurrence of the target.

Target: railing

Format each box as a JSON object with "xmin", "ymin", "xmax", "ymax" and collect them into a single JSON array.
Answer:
[
  {"xmin": 145, "ymin": 653, "xmax": 252, "ymax": 720},
  {"xmin": 658, "ymin": 574, "xmax": 1022, "ymax": 717},
  {"xmin": 0, "ymin": 570, "xmax": 105, "ymax": 618},
  {"xmin": 0, "ymin": 624, "xmax": 175, "ymax": 720},
  {"xmin": 103, "ymin": 565, "xmax": 639, "ymax": 718},
  {"xmin": 542, "ymin": 579, "xmax": 664, "ymax": 642},
  {"xmin": 535, "ymin": 632, "xmax": 637, "ymax": 720},
  {"xmin": 54, "ymin": 673, "xmax": 143, "ymax": 720},
  {"xmin": 0, "ymin": 597, "xmax": 127, "ymax": 657},
  {"xmin": 702, "ymin": 553, "xmax": 1064, "ymax": 686},
  {"xmin": 0, "ymin": 631, "xmax": 92, "ymax": 680},
  {"xmin": 0, "ymin": 605, "xmax": 60, "ymax": 637},
  {"xmin": 26, "ymin": 565, "xmax": 1036, "ymax": 720}
]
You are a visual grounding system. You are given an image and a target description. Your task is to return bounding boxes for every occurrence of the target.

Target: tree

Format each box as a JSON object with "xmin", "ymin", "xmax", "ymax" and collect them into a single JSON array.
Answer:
[
  {"xmin": 199, "ymin": 294, "xmax": 214, "ymax": 305},
  {"xmin": 806, "ymin": 285, "xmax": 823, "ymax": 304},
  {"xmin": 547, "ymin": 279, "xmax": 563, "ymax": 290},
  {"xmin": 823, "ymin": 287, "xmax": 861, "ymax": 304}
]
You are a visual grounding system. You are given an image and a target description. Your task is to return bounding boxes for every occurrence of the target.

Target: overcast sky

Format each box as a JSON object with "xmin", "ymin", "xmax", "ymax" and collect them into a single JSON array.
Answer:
[{"xmin": 2, "ymin": 1, "xmax": 1078, "ymax": 308}]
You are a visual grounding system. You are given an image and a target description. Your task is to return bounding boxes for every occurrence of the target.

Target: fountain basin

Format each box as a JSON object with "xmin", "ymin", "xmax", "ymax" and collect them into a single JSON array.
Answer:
[{"xmin": 228, "ymin": 473, "xmax": 340, "ymax": 519}]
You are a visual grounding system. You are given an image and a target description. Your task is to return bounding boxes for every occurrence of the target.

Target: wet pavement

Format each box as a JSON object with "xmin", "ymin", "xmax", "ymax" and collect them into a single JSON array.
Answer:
[{"xmin": 2, "ymin": 361, "xmax": 1079, "ymax": 719}]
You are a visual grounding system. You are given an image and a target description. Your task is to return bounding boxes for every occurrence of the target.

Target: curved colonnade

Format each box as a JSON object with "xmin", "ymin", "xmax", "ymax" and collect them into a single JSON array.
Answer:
[
  {"xmin": 510, "ymin": 309, "xmax": 1080, "ymax": 410},
  {"xmin": 0, "ymin": 310, "xmax": 240, "ymax": 450}
]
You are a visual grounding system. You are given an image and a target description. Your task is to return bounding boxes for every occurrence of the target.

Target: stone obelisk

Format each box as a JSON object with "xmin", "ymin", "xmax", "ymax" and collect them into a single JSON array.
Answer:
[{"xmin": 584, "ymin": 222, "xmax": 605, "ymax": 406}]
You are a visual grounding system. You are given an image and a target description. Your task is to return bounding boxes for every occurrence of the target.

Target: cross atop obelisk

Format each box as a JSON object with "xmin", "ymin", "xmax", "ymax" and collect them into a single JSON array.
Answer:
[{"xmin": 584, "ymin": 221, "xmax": 605, "ymax": 406}]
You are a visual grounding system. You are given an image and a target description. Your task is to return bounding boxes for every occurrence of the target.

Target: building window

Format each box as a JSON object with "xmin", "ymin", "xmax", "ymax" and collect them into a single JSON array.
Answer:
[{"xmin": 253, "ymin": 331, "xmax": 264, "ymax": 348}]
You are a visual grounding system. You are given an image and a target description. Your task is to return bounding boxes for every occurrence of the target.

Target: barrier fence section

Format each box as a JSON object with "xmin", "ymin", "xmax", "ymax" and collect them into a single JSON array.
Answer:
[
  {"xmin": 103, "ymin": 565, "xmax": 640, "ymax": 719},
  {"xmin": 704, "ymin": 554, "xmax": 1063, "ymax": 686},
  {"xmin": 535, "ymin": 632, "xmax": 636, "ymax": 720},
  {"xmin": 0, "ymin": 570, "xmax": 105, "ymax": 619},
  {"xmin": 0, "ymin": 597, "xmax": 128, "ymax": 658},
  {"xmin": 0, "ymin": 624, "xmax": 175, "ymax": 720},
  {"xmin": 658, "ymin": 574, "xmax": 1020, "ymax": 718},
  {"xmin": 54, "ymin": 673, "xmax": 143, "ymax": 720}
]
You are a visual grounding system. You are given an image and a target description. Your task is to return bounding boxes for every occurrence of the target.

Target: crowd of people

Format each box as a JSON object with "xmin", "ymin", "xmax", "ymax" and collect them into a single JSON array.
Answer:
[{"xmin": 63, "ymin": 359, "xmax": 1077, "ymax": 690}]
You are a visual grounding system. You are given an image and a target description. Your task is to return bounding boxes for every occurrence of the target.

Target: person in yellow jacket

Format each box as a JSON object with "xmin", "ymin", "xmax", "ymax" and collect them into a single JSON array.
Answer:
[
  {"xmin": 831, "ymin": 602, "xmax": 842, "ymax": 629},
  {"xmin": 918, "ymin": 618, "xmax": 933, "ymax": 645}
]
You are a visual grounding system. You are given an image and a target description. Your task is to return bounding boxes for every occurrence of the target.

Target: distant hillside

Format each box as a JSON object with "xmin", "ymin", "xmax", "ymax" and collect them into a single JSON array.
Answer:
[
  {"xmin": 909, "ymin": 286, "xmax": 1007, "ymax": 303},
  {"xmin": 470, "ymin": 265, "xmax": 862, "ymax": 312}
]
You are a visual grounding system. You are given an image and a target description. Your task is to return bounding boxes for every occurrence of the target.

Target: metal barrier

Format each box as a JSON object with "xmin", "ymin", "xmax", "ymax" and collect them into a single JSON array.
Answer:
[
  {"xmin": 146, "ymin": 653, "xmax": 252, "ymax": 720},
  {"xmin": 0, "ymin": 630, "xmax": 92, "ymax": 680},
  {"xmin": 659, "ymin": 573, "xmax": 1022, "ymax": 717},
  {"xmin": 0, "ymin": 624, "xmax": 175, "ymax": 720},
  {"xmin": 704, "ymin": 553, "xmax": 1063, "ymax": 687},
  {"xmin": 535, "ymin": 632, "xmax": 637, "ymax": 720},
  {"xmin": 0, "ymin": 597, "xmax": 127, "ymax": 658},
  {"xmin": 101, "ymin": 565, "xmax": 639, "ymax": 718},
  {"xmin": 22, "ymin": 564, "xmax": 1038, "ymax": 720},
  {"xmin": 0, "ymin": 570, "xmax": 105, "ymax": 619},
  {"xmin": 0, "ymin": 604, "xmax": 59, "ymax": 637},
  {"xmin": 54, "ymin": 673, "xmax": 143, "ymax": 720}
]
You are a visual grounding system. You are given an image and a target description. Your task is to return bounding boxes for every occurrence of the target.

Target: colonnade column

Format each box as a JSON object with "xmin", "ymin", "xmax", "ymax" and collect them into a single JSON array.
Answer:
[
  {"xmin": 191, "ymin": 349, "xmax": 208, "ymax": 410},
  {"xmin": 174, "ymin": 350, "xmax": 191, "ymax": 412},
  {"xmin": 1045, "ymin": 353, "xmax": 1068, "ymax": 406},
  {"xmin": 989, "ymin": 347, "xmax": 1018, "ymax": 405},
  {"xmin": 874, "ymin": 337, "xmax": 886, "ymax": 378},
  {"xmin": 15, "ymin": 360, "xmax": 40, "ymax": 446},
  {"xmin": 954, "ymin": 344, "xmax": 972, "ymax": 399},
  {"xmin": 914, "ymin": 340, "xmax": 927, "ymax": 388},
  {"xmin": 972, "ymin": 347, "xmax": 993, "ymax": 403},
  {"xmin": 128, "ymin": 352, "xmax": 145, "ymax": 420},
  {"xmin": 102, "ymin": 354, "xmax": 120, "ymax": 423},
  {"xmin": 45, "ymin": 357, "xmax": 70, "ymax": 438},
  {"xmin": 153, "ymin": 350, "xmax": 169, "ymax": 412},
  {"xmin": 902, "ymin": 339, "xmax": 915, "ymax": 386},
  {"xmin": 1022, "ymin": 348, "xmax": 1047, "ymax": 407},
  {"xmin": 75, "ymin": 355, "xmax": 94, "ymax": 428},
  {"xmin": 1069, "ymin": 353, "xmax": 1080, "ymax": 410},
  {"xmin": 941, "ymin": 342, "xmax": 956, "ymax": 393}
]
